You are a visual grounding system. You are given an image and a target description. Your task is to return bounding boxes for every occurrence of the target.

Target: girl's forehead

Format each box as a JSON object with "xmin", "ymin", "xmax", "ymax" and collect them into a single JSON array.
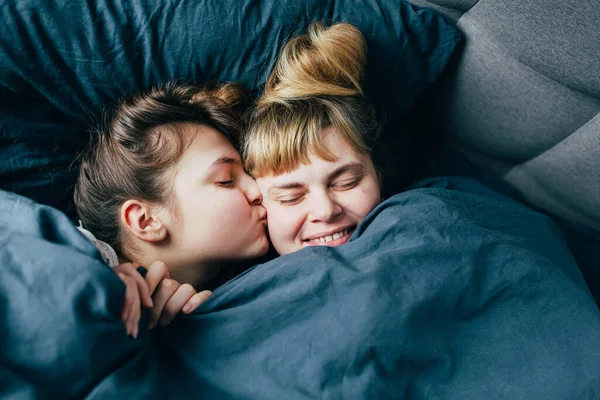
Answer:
[
  {"xmin": 183, "ymin": 126, "xmax": 237, "ymax": 155},
  {"xmin": 173, "ymin": 130, "xmax": 240, "ymax": 179}
]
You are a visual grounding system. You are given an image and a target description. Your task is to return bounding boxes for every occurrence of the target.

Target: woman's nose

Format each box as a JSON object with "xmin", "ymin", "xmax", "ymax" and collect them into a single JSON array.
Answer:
[
  {"xmin": 242, "ymin": 174, "xmax": 263, "ymax": 205},
  {"xmin": 308, "ymin": 192, "xmax": 342, "ymax": 222}
]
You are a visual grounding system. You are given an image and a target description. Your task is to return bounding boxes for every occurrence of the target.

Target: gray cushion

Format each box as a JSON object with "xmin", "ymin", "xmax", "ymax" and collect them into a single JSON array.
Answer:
[{"xmin": 429, "ymin": 0, "xmax": 600, "ymax": 235}]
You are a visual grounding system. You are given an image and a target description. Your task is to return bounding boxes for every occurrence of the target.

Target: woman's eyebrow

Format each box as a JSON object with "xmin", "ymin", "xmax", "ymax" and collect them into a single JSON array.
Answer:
[
  {"xmin": 267, "ymin": 182, "xmax": 306, "ymax": 195},
  {"xmin": 328, "ymin": 162, "xmax": 366, "ymax": 180}
]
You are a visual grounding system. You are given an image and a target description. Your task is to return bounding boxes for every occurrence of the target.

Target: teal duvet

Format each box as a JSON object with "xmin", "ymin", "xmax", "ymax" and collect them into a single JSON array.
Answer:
[{"xmin": 2, "ymin": 178, "xmax": 599, "ymax": 399}]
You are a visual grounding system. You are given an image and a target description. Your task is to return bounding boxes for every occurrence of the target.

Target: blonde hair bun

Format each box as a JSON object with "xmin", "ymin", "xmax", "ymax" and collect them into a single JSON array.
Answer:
[{"xmin": 260, "ymin": 22, "xmax": 366, "ymax": 106}]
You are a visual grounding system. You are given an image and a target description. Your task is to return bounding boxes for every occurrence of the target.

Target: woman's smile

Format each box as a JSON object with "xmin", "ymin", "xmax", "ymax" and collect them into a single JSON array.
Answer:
[{"xmin": 302, "ymin": 226, "xmax": 355, "ymax": 247}]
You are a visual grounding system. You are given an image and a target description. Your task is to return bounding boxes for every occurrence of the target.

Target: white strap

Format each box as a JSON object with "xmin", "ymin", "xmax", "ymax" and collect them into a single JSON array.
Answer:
[{"xmin": 77, "ymin": 222, "xmax": 120, "ymax": 267}]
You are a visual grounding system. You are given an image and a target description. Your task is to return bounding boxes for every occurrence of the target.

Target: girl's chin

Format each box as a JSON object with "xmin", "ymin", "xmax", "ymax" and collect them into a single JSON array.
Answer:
[{"xmin": 251, "ymin": 234, "xmax": 271, "ymax": 257}]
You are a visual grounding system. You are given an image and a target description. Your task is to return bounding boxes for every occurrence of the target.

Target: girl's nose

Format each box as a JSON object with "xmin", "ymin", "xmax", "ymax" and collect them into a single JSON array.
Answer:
[{"xmin": 242, "ymin": 173, "xmax": 263, "ymax": 205}]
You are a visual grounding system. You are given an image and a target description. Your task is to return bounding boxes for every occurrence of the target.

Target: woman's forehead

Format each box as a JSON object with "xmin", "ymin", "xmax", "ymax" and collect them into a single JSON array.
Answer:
[
  {"xmin": 257, "ymin": 156, "xmax": 366, "ymax": 191},
  {"xmin": 261, "ymin": 129, "xmax": 365, "ymax": 179}
]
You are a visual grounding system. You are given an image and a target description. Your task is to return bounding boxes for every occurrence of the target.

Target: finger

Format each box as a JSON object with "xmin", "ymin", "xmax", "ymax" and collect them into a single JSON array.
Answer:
[
  {"xmin": 114, "ymin": 263, "xmax": 153, "ymax": 309},
  {"xmin": 145, "ymin": 261, "xmax": 170, "ymax": 296},
  {"xmin": 119, "ymin": 273, "xmax": 140, "ymax": 337},
  {"xmin": 182, "ymin": 290, "xmax": 212, "ymax": 314},
  {"xmin": 113, "ymin": 262, "xmax": 135, "ymax": 275},
  {"xmin": 118, "ymin": 273, "xmax": 132, "ymax": 335},
  {"xmin": 148, "ymin": 278, "xmax": 179, "ymax": 330},
  {"xmin": 131, "ymin": 268, "xmax": 153, "ymax": 309},
  {"xmin": 158, "ymin": 284, "xmax": 197, "ymax": 327},
  {"xmin": 127, "ymin": 279, "xmax": 141, "ymax": 339}
]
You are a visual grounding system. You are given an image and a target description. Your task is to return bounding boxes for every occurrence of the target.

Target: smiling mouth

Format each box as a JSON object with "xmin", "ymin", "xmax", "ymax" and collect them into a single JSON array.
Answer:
[{"xmin": 303, "ymin": 227, "xmax": 355, "ymax": 247}]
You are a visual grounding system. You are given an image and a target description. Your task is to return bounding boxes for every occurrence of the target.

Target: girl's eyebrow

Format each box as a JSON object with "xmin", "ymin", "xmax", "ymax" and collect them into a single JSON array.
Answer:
[{"xmin": 208, "ymin": 156, "xmax": 241, "ymax": 169}]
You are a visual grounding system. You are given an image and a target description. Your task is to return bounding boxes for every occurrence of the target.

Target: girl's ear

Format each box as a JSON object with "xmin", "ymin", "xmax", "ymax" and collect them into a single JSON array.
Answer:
[{"xmin": 121, "ymin": 199, "xmax": 168, "ymax": 243}]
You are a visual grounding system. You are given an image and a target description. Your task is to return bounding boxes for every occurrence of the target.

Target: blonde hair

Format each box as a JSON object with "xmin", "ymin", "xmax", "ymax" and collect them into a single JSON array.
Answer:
[
  {"xmin": 243, "ymin": 22, "xmax": 378, "ymax": 177},
  {"xmin": 74, "ymin": 82, "xmax": 245, "ymax": 253}
]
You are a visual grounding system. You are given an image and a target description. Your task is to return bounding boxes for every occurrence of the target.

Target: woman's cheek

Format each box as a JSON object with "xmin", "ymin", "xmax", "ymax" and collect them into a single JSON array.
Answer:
[
  {"xmin": 265, "ymin": 207, "xmax": 287, "ymax": 240},
  {"xmin": 355, "ymin": 183, "xmax": 381, "ymax": 217},
  {"xmin": 281, "ymin": 207, "xmax": 304, "ymax": 241}
]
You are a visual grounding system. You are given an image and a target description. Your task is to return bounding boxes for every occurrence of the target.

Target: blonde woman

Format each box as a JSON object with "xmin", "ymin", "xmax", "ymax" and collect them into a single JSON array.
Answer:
[{"xmin": 244, "ymin": 22, "xmax": 383, "ymax": 255}]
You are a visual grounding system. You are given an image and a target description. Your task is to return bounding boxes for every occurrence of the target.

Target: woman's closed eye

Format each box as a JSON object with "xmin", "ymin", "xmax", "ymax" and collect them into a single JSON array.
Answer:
[
  {"xmin": 331, "ymin": 177, "xmax": 361, "ymax": 190},
  {"xmin": 275, "ymin": 194, "xmax": 304, "ymax": 206}
]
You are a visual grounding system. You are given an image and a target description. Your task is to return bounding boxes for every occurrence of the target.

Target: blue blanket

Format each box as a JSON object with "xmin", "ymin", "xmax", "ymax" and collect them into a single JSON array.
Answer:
[{"xmin": 1, "ymin": 177, "xmax": 599, "ymax": 399}]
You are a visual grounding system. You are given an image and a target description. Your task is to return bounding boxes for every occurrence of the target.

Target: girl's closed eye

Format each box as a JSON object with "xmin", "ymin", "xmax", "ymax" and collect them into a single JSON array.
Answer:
[{"xmin": 216, "ymin": 177, "xmax": 234, "ymax": 187}]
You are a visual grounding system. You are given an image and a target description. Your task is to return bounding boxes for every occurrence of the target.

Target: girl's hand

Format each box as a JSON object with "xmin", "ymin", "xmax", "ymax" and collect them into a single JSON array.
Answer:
[
  {"xmin": 144, "ymin": 261, "xmax": 212, "ymax": 329},
  {"xmin": 113, "ymin": 262, "xmax": 153, "ymax": 339}
]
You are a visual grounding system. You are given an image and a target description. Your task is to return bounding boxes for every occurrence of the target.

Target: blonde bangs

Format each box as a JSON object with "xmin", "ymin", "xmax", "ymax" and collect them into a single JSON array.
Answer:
[
  {"xmin": 244, "ymin": 99, "xmax": 371, "ymax": 178},
  {"xmin": 244, "ymin": 104, "xmax": 335, "ymax": 177}
]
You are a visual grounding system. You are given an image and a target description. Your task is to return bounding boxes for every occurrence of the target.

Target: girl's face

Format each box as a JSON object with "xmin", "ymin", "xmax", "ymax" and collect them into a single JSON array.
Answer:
[
  {"xmin": 256, "ymin": 127, "xmax": 381, "ymax": 255},
  {"xmin": 161, "ymin": 124, "xmax": 269, "ymax": 268}
]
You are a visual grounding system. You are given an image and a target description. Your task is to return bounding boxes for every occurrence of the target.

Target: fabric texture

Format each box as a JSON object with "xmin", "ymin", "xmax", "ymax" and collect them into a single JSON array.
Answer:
[
  {"xmin": 0, "ymin": 0, "xmax": 462, "ymax": 217},
  {"xmin": 0, "ymin": 190, "xmax": 162, "ymax": 398},
  {"xmin": 2, "ymin": 178, "xmax": 599, "ymax": 399},
  {"xmin": 406, "ymin": 0, "xmax": 476, "ymax": 20}
]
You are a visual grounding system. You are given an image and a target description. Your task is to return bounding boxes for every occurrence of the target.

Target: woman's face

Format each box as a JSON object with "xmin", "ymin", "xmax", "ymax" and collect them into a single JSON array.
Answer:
[
  {"xmin": 256, "ymin": 127, "xmax": 381, "ymax": 255},
  {"xmin": 162, "ymin": 124, "xmax": 269, "ymax": 267}
]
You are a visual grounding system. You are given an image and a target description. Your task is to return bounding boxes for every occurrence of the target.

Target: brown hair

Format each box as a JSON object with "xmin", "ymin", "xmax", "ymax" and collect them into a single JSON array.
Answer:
[
  {"xmin": 74, "ymin": 82, "xmax": 245, "ymax": 253},
  {"xmin": 243, "ymin": 22, "xmax": 378, "ymax": 177}
]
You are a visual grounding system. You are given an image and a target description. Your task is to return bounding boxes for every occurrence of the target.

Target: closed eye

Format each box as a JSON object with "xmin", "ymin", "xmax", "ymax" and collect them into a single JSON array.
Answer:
[
  {"xmin": 331, "ymin": 178, "xmax": 360, "ymax": 190},
  {"xmin": 217, "ymin": 180, "xmax": 234, "ymax": 187},
  {"xmin": 277, "ymin": 196, "xmax": 304, "ymax": 205}
]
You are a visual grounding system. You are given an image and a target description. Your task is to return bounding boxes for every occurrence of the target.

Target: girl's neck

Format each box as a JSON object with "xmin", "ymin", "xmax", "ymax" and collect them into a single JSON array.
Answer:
[{"xmin": 169, "ymin": 261, "xmax": 223, "ymax": 290}]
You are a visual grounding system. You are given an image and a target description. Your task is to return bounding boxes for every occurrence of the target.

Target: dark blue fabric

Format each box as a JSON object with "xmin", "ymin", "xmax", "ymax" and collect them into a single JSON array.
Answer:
[
  {"xmin": 0, "ymin": 0, "xmax": 461, "ymax": 216},
  {"xmin": 424, "ymin": 149, "xmax": 600, "ymax": 306},
  {"xmin": 2, "ymin": 178, "xmax": 599, "ymax": 399},
  {"xmin": 0, "ymin": 190, "xmax": 162, "ymax": 399}
]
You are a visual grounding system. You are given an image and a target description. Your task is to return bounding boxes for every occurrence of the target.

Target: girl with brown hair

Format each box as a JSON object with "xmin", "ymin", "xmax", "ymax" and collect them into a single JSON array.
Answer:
[{"xmin": 74, "ymin": 82, "xmax": 269, "ymax": 336}]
